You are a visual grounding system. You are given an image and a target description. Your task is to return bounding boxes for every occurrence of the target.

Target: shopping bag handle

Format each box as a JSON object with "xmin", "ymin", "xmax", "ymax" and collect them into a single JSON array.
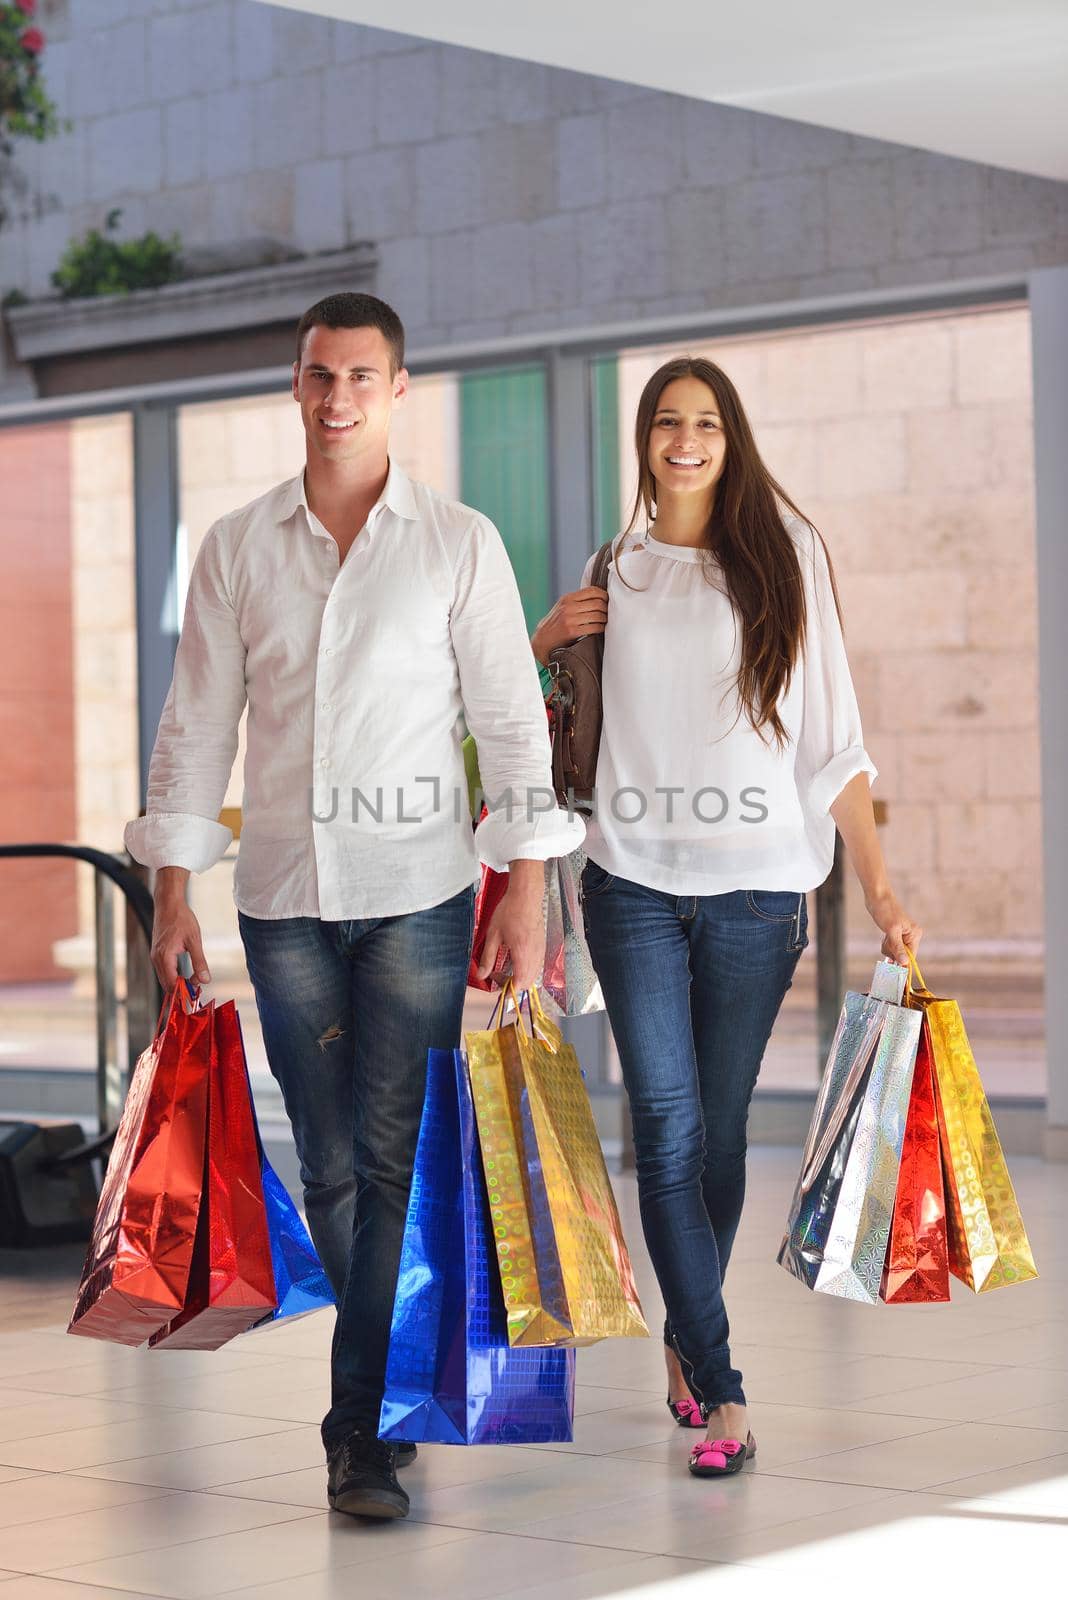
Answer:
[
  {"xmin": 527, "ymin": 983, "xmax": 564, "ymax": 1054},
  {"xmin": 903, "ymin": 947, "xmax": 934, "ymax": 1005},
  {"xmin": 488, "ymin": 980, "xmax": 562, "ymax": 1051},
  {"xmin": 488, "ymin": 978, "xmax": 528, "ymax": 1030}
]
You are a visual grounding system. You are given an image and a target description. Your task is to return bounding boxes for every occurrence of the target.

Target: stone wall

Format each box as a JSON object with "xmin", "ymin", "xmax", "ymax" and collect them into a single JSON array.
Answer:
[{"xmin": 2, "ymin": 0, "xmax": 1067, "ymax": 399}]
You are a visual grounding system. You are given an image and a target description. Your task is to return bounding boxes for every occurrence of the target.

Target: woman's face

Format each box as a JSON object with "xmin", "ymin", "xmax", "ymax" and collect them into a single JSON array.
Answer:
[{"xmin": 646, "ymin": 375, "xmax": 727, "ymax": 500}]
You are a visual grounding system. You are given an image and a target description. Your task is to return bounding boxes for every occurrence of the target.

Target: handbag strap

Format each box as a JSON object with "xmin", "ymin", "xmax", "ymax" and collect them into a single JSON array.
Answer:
[{"xmin": 590, "ymin": 537, "xmax": 614, "ymax": 590}]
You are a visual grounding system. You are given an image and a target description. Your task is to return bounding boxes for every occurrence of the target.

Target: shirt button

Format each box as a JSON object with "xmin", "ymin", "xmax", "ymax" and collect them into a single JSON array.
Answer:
[
  {"xmin": 324, "ymin": 647, "xmax": 335, "ymax": 656},
  {"xmin": 320, "ymin": 758, "xmax": 330, "ymax": 768},
  {"xmin": 321, "ymin": 702, "xmax": 331, "ymax": 711}
]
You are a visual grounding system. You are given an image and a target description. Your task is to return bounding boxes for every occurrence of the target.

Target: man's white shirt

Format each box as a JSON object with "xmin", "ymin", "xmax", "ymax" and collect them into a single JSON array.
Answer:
[{"xmin": 125, "ymin": 462, "xmax": 583, "ymax": 919}]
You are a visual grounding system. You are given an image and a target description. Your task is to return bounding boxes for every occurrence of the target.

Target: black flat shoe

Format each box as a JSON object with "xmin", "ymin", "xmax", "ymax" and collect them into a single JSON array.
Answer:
[
  {"xmin": 327, "ymin": 1428, "xmax": 410, "ymax": 1519},
  {"xmin": 667, "ymin": 1396, "xmax": 704, "ymax": 1429},
  {"xmin": 395, "ymin": 1441, "xmax": 418, "ymax": 1469},
  {"xmin": 688, "ymin": 1431, "xmax": 756, "ymax": 1478}
]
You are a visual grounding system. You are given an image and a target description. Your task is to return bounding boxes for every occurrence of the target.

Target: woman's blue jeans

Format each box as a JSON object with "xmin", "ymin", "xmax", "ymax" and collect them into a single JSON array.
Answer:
[
  {"xmin": 239, "ymin": 887, "xmax": 474, "ymax": 1449},
  {"xmin": 582, "ymin": 863, "xmax": 807, "ymax": 1411}
]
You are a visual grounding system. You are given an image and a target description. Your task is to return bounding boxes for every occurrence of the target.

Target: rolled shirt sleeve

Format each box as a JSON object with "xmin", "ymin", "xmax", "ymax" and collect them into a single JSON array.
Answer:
[
  {"xmin": 794, "ymin": 525, "xmax": 877, "ymax": 818},
  {"xmin": 450, "ymin": 514, "xmax": 585, "ymax": 871},
  {"xmin": 123, "ymin": 524, "xmax": 247, "ymax": 873}
]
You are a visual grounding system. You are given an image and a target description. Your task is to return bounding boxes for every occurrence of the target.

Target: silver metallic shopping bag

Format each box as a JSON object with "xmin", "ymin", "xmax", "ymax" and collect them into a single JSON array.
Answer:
[{"xmin": 779, "ymin": 960, "xmax": 921, "ymax": 1303}]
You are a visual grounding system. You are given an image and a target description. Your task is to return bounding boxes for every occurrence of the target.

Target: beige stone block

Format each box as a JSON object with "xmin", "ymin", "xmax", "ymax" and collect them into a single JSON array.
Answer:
[
  {"xmin": 762, "ymin": 330, "xmax": 862, "ymax": 422},
  {"xmin": 188, "ymin": 860, "xmax": 242, "ymax": 951},
  {"xmin": 954, "ymin": 309, "xmax": 1033, "ymax": 406},
  {"xmin": 984, "ymin": 728, "xmax": 1041, "ymax": 800},
  {"xmin": 71, "ymin": 415, "xmax": 133, "ymax": 500},
  {"xmin": 273, "ymin": 396, "xmax": 308, "ymax": 481},
  {"xmin": 900, "ymin": 731, "xmax": 986, "ymax": 803},
  {"xmin": 936, "ymin": 799, "xmax": 1042, "ymax": 879},
  {"xmin": 907, "ymin": 490, "xmax": 1035, "ymax": 569},
  {"xmin": 71, "ymin": 493, "xmax": 135, "ymax": 567},
  {"xmin": 987, "ymin": 415, "xmax": 1035, "ymax": 492},
  {"xmin": 838, "ymin": 569, "xmax": 968, "ymax": 653},
  {"xmin": 967, "ymin": 569, "xmax": 1038, "ymax": 651},
  {"xmin": 753, "ymin": 421, "xmax": 819, "ymax": 501},
  {"xmin": 899, "ymin": 870, "xmax": 1016, "ymax": 941},
  {"xmin": 227, "ymin": 398, "xmax": 286, "ymax": 485},
  {"xmin": 181, "ymin": 486, "xmax": 245, "ymax": 555},
  {"xmin": 848, "ymin": 650, "xmax": 881, "ymax": 734},
  {"xmin": 877, "ymin": 799, "xmax": 938, "ymax": 879},
  {"xmin": 392, "ymin": 373, "xmax": 461, "ymax": 499},
  {"xmin": 699, "ymin": 336, "xmax": 769, "ymax": 420},
  {"xmin": 816, "ymin": 415, "xmax": 907, "ymax": 498},
  {"xmin": 178, "ymin": 402, "xmax": 231, "ymax": 490},
  {"xmin": 73, "ymin": 561, "xmax": 136, "ymax": 634},
  {"xmin": 860, "ymin": 321, "xmax": 954, "ymax": 412},
  {"xmin": 905, "ymin": 407, "xmax": 995, "ymax": 494},
  {"xmin": 865, "ymin": 731, "xmax": 898, "ymax": 800},
  {"xmin": 887, "ymin": 651, "xmax": 1038, "ymax": 732},
  {"xmin": 77, "ymin": 630, "xmax": 137, "ymax": 702}
]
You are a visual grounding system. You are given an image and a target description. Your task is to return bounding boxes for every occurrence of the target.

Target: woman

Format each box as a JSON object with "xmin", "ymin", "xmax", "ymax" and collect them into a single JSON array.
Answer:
[{"xmin": 532, "ymin": 356, "xmax": 921, "ymax": 1478}]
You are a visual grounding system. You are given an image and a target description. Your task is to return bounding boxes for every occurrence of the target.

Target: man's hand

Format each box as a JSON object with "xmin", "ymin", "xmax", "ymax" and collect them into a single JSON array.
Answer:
[
  {"xmin": 531, "ymin": 586, "xmax": 608, "ymax": 665},
  {"xmin": 151, "ymin": 866, "xmax": 211, "ymax": 989},
  {"xmin": 476, "ymin": 859, "xmax": 546, "ymax": 990}
]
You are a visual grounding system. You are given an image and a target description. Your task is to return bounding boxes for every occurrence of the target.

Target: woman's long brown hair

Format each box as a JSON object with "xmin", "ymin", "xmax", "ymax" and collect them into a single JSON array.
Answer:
[{"xmin": 622, "ymin": 355, "xmax": 842, "ymax": 749}]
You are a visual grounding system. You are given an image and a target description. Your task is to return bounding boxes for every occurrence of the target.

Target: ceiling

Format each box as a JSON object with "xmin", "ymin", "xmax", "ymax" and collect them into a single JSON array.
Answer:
[{"xmin": 263, "ymin": 0, "xmax": 1068, "ymax": 182}]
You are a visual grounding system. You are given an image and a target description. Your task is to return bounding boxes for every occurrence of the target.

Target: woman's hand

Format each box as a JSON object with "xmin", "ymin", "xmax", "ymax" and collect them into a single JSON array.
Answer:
[
  {"xmin": 531, "ymin": 586, "xmax": 608, "ymax": 665},
  {"xmin": 865, "ymin": 886, "xmax": 923, "ymax": 965}
]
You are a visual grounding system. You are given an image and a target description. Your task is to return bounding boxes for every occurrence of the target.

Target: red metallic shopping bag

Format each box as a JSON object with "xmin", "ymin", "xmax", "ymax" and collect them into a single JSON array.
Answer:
[
  {"xmin": 879, "ymin": 1022, "xmax": 950, "ymax": 1304},
  {"xmin": 468, "ymin": 857, "xmax": 510, "ymax": 990},
  {"xmin": 150, "ymin": 999, "xmax": 277, "ymax": 1349},
  {"xmin": 68, "ymin": 987, "xmax": 211, "ymax": 1345}
]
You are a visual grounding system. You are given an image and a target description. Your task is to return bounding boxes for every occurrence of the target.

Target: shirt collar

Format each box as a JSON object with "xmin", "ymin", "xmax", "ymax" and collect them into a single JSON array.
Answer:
[{"xmin": 275, "ymin": 459, "xmax": 419, "ymax": 532}]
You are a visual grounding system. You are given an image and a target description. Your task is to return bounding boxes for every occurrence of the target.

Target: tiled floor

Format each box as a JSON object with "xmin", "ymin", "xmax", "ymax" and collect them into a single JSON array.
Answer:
[{"xmin": 0, "ymin": 1147, "xmax": 1065, "ymax": 1597}]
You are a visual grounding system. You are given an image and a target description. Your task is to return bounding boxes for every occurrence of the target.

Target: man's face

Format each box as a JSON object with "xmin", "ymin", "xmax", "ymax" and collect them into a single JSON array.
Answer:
[{"xmin": 292, "ymin": 324, "xmax": 408, "ymax": 464}]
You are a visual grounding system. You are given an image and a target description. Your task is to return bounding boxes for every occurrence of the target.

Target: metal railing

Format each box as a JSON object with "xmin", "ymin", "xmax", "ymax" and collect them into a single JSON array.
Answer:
[{"xmin": 0, "ymin": 844, "xmax": 160, "ymax": 1138}]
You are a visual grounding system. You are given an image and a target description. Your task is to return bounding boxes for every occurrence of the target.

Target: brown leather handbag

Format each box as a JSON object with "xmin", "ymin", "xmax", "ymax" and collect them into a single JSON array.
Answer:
[{"xmin": 547, "ymin": 539, "xmax": 614, "ymax": 809}]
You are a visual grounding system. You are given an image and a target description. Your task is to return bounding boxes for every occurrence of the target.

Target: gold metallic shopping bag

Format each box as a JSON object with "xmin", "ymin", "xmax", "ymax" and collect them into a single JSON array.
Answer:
[
  {"xmin": 465, "ymin": 983, "xmax": 648, "ymax": 1347},
  {"xmin": 906, "ymin": 953, "xmax": 1037, "ymax": 1294}
]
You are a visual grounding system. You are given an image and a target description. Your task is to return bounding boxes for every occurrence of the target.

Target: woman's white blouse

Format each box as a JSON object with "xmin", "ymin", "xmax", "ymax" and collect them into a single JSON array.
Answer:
[{"xmin": 581, "ymin": 518, "xmax": 876, "ymax": 895}]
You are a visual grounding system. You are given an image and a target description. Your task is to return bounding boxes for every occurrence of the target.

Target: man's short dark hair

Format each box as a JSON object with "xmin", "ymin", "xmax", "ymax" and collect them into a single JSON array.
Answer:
[{"xmin": 295, "ymin": 293, "xmax": 405, "ymax": 375}]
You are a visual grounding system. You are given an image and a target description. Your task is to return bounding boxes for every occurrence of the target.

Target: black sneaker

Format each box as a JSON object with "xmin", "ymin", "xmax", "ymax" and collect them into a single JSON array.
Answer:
[
  {"xmin": 326, "ymin": 1428, "xmax": 410, "ymax": 1519},
  {"xmin": 395, "ymin": 1441, "xmax": 418, "ymax": 1469}
]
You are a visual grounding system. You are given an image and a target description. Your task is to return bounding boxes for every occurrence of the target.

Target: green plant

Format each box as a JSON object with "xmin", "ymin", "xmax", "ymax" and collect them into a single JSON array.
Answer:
[
  {"xmin": 51, "ymin": 208, "xmax": 184, "ymax": 299},
  {"xmin": 0, "ymin": 0, "xmax": 58, "ymax": 156}
]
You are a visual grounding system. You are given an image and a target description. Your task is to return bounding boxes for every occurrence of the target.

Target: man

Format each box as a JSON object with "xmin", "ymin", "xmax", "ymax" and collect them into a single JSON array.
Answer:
[{"xmin": 125, "ymin": 292, "xmax": 583, "ymax": 1520}]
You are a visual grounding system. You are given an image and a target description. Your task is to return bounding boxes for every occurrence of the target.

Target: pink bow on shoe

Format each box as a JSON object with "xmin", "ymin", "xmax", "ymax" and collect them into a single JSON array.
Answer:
[
  {"xmin": 674, "ymin": 1398, "xmax": 703, "ymax": 1428},
  {"xmin": 690, "ymin": 1438, "xmax": 744, "ymax": 1469}
]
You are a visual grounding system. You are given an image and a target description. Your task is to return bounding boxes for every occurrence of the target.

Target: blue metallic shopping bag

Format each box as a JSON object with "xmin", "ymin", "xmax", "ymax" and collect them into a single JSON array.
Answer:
[
  {"xmin": 255, "ymin": 1155, "xmax": 335, "ymax": 1323},
  {"xmin": 378, "ymin": 1047, "xmax": 575, "ymax": 1445},
  {"xmin": 233, "ymin": 1010, "xmax": 334, "ymax": 1329}
]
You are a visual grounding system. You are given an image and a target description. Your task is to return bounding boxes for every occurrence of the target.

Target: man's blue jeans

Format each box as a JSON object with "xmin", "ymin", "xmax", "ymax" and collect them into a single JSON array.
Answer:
[
  {"xmin": 582, "ymin": 863, "xmax": 807, "ymax": 1411},
  {"xmin": 238, "ymin": 886, "xmax": 474, "ymax": 1448}
]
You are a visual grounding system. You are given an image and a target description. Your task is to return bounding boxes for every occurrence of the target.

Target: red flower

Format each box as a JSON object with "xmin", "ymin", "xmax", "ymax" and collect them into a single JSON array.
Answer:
[
  {"xmin": 20, "ymin": 26, "xmax": 45, "ymax": 54},
  {"xmin": 16, "ymin": 0, "xmax": 37, "ymax": 16}
]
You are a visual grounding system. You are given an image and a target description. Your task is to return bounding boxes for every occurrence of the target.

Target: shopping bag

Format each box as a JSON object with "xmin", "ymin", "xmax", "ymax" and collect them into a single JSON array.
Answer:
[
  {"xmin": 466, "ymin": 983, "xmax": 648, "ymax": 1346},
  {"xmin": 149, "ymin": 1000, "xmax": 277, "ymax": 1349},
  {"xmin": 779, "ymin": 959, "xmax": 921, "ymax": 1303},
  {"xmin": 907, "ymin": 954, "xmax": 1037, "ymax": 1294},
  {"xmin": 880, "ymin": 1023, "xmax": 950, "ymax": 1304},
  {"xmin": 253, "ymin": 1154, "xmax": 336, "ymax": 1324},
  {"xmin": 378, "ymin": 1046, "xmax": 575, "ymax": 1445},
  {"xmin": 541, "ymin": 849, "xmax": 604, "ymax": 1017},
  {"xmin": 468, "ymin": 860, "xmax": 510, "ymax": 991},
  {"xmin": 68, "ymin": 986, "xmax": 211, "ymax": 1345}
]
